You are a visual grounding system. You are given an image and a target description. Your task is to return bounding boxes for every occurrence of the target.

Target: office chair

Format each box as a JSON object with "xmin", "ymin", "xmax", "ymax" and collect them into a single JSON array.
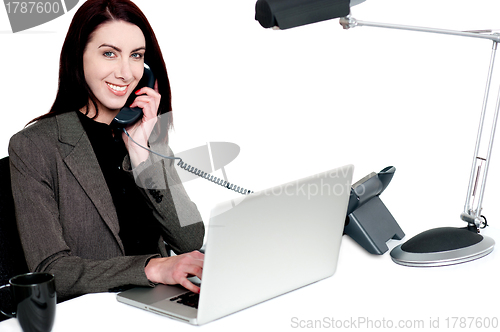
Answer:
[{"xmin": 0, "ymin": 156, "xmax": 29, "ymax": 321}]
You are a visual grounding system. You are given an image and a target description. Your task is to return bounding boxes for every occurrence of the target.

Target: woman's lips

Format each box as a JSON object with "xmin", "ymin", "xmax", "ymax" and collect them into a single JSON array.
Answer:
[{"xmin": 106, "ymin": 82, "xmax": 128, "ymax": 96}]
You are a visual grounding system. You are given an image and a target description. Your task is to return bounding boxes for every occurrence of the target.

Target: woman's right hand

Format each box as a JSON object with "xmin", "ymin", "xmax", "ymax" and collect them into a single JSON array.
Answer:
[{"xmin": 144, "ymin": 251, "xmax": 204, "ymax": 293}]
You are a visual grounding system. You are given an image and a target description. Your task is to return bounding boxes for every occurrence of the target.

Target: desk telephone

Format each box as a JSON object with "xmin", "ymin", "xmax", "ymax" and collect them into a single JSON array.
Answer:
[{"xmin": 112, "ymin": 64, "xmax": 253, "ymax": 195}]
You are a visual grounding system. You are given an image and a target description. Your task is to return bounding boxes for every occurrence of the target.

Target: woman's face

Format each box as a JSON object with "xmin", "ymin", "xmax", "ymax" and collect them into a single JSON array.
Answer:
[{"xmin": 82, "ymin": 20, "xmax": 146, "ymax": 120}]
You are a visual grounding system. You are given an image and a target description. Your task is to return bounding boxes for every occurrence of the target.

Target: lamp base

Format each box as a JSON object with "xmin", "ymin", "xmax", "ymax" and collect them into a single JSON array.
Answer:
[{"xmin": 390, "ymin": 227, "xmax": 495, "ymax": 267}]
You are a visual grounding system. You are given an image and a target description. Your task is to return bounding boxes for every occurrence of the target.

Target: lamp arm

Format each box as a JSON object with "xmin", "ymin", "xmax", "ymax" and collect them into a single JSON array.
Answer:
[
  {"xmin": 340, "ymin": 15, "xmax": 500, "ymax": 231},
  {"xmin": 339, "ymin": 16, "xmax": 500, "ymax": 42},
  {"xmin": 460, "ymin": 42, "xmax": 500, "ymax": 230}
]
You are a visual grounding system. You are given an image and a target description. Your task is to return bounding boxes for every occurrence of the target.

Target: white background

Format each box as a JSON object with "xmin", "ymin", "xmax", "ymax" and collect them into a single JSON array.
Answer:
[{"xmin": 1, "ymin": 1, "xmax": 499, "ymax": 331}]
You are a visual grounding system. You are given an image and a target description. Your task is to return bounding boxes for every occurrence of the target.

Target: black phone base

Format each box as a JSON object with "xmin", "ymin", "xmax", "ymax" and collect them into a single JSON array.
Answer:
[
  {"xmin": 343, "ymin": 166, "xmax": 405, "ymax": 255},
  {"xmin": 344, "ymin": 196, "xmax": 405, "ymax": 255}
]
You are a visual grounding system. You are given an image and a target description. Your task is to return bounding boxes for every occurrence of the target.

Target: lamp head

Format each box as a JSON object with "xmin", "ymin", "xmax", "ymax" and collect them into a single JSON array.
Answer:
[{"xmin": 255, "ymin": 0, "xmax": 366, "ymax": 30}]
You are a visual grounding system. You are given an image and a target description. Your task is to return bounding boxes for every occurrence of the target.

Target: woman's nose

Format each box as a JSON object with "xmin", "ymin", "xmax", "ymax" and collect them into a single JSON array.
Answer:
[{"xmin": 115, "ymin": 59, "xmax": 133, "ymax": 82}]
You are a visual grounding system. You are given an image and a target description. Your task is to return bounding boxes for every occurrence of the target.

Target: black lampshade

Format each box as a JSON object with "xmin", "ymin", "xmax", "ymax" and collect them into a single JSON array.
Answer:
[{"xmin": 255, "ymin": 0, "xmax": 352, "ymax": 30}]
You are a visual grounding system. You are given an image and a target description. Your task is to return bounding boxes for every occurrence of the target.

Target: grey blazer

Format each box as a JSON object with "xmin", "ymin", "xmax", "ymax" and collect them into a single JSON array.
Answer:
[{"xmin": 8, "ymin": 111, "xmax": 205, "ymax": 301}]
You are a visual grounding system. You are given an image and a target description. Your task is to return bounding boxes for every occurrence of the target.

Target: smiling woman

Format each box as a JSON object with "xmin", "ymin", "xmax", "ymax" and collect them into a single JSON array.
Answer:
[
  {"xmin": 28, "ymin": 0, "xmax": 172, "ymax": 126},
  {"xmin": 82, "ymin": 21, "xmax": 146, "ymax": 122},
  {"xmin": 7, "ymin": 0, "xmax": 205, "ymax": 302}
]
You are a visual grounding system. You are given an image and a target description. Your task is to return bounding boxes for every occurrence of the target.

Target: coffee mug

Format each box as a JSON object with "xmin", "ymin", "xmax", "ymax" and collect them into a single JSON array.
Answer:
[{"xmin": 0, "ymin": 272, "xmax": 56, "ymax": 332}]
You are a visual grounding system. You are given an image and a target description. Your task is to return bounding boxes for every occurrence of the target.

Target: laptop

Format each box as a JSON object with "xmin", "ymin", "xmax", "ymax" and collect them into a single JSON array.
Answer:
[{"xmin": 117, "ymin": 164, "xmax": 354, "ymax": 325}]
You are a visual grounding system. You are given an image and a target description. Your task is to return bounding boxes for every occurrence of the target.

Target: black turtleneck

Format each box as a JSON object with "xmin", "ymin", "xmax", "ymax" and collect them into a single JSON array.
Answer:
[{"xmin": 76, "ymin": 111, "xmax": 160, "ymax": 256}]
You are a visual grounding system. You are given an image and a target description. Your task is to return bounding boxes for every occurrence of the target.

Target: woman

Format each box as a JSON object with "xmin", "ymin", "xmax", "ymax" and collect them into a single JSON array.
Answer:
[{"xmin": 8, "ymin": 0, "xmax": 205, "ymax": 301}]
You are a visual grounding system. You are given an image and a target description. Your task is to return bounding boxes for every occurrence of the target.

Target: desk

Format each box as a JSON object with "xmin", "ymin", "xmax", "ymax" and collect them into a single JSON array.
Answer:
[{"xmin": 1, "ymin": 226, "xmax": 498, "ymax": 332}]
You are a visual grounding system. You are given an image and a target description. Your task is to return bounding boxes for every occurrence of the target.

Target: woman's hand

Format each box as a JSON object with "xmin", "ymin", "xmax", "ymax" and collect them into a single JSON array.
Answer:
[
  {"xmin": 122, "ymin": 80, "xmax": 161, "ymax": 167},
  {"xmin": 145, "ymin": 251, "xmax": 204, "ymax": 294}
]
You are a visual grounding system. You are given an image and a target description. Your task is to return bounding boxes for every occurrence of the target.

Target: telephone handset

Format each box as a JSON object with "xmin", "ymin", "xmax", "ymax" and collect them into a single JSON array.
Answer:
[
  {"xmin": 111, "ymin": 63, "xmax": 156, "ymax": 128},
  {"xmin": 118, "ymin": 64, "xmax": 253, "ymax": 195}
]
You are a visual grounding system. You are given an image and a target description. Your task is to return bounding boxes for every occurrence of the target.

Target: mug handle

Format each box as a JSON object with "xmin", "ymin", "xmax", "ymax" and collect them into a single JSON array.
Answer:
[{"xmin": 0, "ymin": 284, "xmax": 16, "ymax": 318}]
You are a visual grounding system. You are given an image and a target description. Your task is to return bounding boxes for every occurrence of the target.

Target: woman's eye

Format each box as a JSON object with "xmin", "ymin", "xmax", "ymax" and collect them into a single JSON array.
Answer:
[
  {"xmin": 103, "ymin": 51, "xmax": 115, "ymax": 58},
  {"xmin": 132, "ymin": 52, "xmax": 144, "ymax": 59}
]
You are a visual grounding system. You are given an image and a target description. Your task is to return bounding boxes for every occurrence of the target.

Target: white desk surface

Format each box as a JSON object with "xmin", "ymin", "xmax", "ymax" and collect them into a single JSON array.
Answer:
[{"xmin": 1, "ymin": 226, "xmax": 498, "ymax": 332}]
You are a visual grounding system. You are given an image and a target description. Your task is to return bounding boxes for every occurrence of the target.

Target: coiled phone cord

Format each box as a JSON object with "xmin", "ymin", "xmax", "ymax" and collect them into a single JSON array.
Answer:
[{"xmin": 122, "ymin": 129, "xmax": 253, "ymax": 195}]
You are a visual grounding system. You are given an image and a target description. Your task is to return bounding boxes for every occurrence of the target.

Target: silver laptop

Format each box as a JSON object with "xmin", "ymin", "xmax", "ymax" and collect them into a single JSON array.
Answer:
[{"xmin": 117, "ymin": 165, "xmax": 354, "ymax": 325}]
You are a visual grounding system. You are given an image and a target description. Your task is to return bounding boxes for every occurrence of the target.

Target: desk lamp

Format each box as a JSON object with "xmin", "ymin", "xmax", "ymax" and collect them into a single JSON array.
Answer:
[{"xmin": 255, "ymin": 0, "xmax": 496, "ymax": 267}]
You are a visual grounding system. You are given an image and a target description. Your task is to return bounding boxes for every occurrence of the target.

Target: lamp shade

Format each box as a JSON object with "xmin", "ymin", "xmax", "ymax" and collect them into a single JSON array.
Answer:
[{"xmin": 255, "ymin": 0, "xmax": 364, "ymax": 30}]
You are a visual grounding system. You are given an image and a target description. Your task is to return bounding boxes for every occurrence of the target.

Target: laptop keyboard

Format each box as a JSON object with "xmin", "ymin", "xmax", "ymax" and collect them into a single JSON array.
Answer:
[{"xmin": 170, "ymin": 292, "xmax": 200, "ymax": 309}]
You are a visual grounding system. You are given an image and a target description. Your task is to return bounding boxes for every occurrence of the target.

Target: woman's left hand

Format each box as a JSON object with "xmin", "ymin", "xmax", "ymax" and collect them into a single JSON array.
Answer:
[{"xmin": 122, "ymin": 80, "xmax": 161, "ymax": 167}]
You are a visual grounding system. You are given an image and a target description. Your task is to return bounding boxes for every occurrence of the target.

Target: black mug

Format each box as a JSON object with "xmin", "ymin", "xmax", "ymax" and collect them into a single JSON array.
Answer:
[{"xmin": 0, "ymin": 272, "xmax": 56, "ymax": 332}]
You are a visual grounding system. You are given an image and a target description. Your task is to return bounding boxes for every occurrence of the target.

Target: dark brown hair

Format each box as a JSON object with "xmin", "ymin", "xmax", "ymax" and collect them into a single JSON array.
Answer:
[{"xmin": 30, "ymin": 0, "xmax": 172, "ymax": 130}]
